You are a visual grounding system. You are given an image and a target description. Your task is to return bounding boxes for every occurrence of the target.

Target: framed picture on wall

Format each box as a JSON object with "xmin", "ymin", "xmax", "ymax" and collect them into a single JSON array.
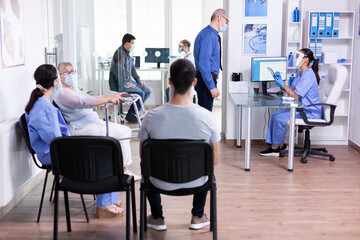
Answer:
[
  {"xmin": 0, "ymin": 0, "xmax": 25, "ymax": 68},
  {"xmin": 244, "ymin": 0, "xmax": 268, "ymax": 18},
  {"xmin": 243, "ymin": 24, "xmax": 267, "ymax": 55}
]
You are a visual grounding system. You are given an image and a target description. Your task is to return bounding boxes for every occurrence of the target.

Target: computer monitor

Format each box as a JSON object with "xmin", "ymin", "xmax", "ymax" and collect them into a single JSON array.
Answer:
[
  {"xmin": 145, "ymin": 48, "xmax": 170, "ymax": 68},
  {"xmin": 251, "ymin": 57, "xmax": 287, "ymax": 95}
]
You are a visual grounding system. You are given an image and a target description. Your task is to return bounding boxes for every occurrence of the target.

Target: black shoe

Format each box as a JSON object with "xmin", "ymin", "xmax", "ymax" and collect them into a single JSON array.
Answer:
[
  {"xmin": 125, "ymin": 114, "xmax": 138, "ymax": 123},
  {"xmin": 259, "ymin": 146, "xmax": 280, "ymax": 157},
  {"xmin": 280, "ymin": 143, "xmax": 287, "ymax": 151}
]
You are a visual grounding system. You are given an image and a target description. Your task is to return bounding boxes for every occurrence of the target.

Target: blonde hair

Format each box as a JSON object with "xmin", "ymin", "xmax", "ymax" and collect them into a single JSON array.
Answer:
[{"xmin": 57, "ymin": 62, "xmax": 74, "ymax": 73}]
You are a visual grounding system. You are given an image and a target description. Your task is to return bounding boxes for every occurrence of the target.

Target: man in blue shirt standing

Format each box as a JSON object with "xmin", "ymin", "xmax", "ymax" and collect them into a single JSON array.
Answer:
[{"xmin": 194, "ymin": 9, "xmax": 229, "ymax": 111}]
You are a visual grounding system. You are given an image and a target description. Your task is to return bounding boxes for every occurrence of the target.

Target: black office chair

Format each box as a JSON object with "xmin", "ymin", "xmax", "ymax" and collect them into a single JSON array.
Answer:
[
  {"xmin": 18, "ymin": 114, "xmax": 53, "ymax": 222},
  {"xmin": 50, "ymin": 136, "xmax": 137, "ymax": 240},
  {"xmin": 280, "ymin": 64, "xmax": 348, "ymax": 163},
  {"xmin": 18, "ymin": 114, "xmax": 90, "ymax": 223},
  {"xmin": 140, "ymin": 139, "xmax": 217, "ymax": 240}
]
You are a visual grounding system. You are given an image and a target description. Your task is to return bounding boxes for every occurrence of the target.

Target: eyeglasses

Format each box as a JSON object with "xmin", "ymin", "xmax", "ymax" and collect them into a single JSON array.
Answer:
[
  {"xmin": 61, "ymin": 70, "xmax": 77, "ymax": 76},
  {"xmin": 222, "ymin": 16, "xmax": 229, "ymax": 24}
]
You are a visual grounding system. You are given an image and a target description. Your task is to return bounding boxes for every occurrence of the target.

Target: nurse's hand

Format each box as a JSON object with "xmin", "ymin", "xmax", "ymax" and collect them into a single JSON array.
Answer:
[
  {"xmin": 273, "ymin": 71, "xmax": 285, "ymax": 89},
  {"xmin": 210, "ymin": 88, "xmax": 220, "ymax": 98}
]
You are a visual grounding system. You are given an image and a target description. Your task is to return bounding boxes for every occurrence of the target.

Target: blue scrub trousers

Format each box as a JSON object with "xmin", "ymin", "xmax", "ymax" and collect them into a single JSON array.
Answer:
[
  {"xmin": 195, "ymin": 71, "xmax": 217, "ymax": 112},
  {"xmin": 96, "ymin": 192, "xmax": 119, "ymax": 207},
  {"xmin": 126, "ymin": 82, "xmax": 151, "ymax": 115},
  {"xmin": 265, "ymin": 109, "xmax": 303, "ymax": 147}
]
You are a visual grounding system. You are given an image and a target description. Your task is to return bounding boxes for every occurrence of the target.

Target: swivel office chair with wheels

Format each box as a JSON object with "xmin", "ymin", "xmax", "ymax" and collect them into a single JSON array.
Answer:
[{"xmin": 280, "ymin": 64, "xmax": 347, "ymax": 163}]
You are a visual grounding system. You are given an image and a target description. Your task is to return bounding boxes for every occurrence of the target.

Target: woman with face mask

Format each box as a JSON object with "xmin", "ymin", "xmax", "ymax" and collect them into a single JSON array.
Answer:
[
  {"xmin": 53, "ymin": 62, "xmax": 139, "ymax": 217},
  {"xmin": 25, "ymin": 64, "xmax": 69, "ymax": 165},
  {"xmin": 260, "ymin": 48, "xmax": 322, "ymax": 157}
]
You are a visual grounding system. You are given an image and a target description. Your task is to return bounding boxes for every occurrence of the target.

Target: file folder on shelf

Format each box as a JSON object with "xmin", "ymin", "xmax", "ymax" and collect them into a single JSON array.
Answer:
[
  {"xmin": 333, "ymin": 12, "xmax": 340, "ymax": 37},
  {"xmin": 309, "ymin": 12, "xmax": 319, "ymax": 37},
  {"xmin": 315, "ymin": 39, "xmax": 322, "ymax": 63},
  {"xmin": 318, "ymin": 12, "xmax": 326, "ymax": 37},
  {"xmin": 309, "ymin": 39, "xmax": 316, "ymax": 55},
  {"xmin": 324, "ymin": 12, "xmax": 333, "ymax": 37}
]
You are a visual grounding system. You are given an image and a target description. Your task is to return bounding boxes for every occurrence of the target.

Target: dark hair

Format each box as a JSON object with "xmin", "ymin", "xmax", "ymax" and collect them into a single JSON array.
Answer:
[
  {"xmin": 122, "ymin": 33, "xmax": 136, "ymax": 45},
  {"xmin": 25, "ymin": 64, "xmax": 58, "ymax": 114},
  {"xmin": 180, "ymin": 39, "xmax": 191, "ymax": 48},
  {"xmin": 300, "ymin": 48, "xmax": 320, "ymax": 84},
  {"xmin": 170, "ymin": 59, "xmax": 195, "ymax": 95}
]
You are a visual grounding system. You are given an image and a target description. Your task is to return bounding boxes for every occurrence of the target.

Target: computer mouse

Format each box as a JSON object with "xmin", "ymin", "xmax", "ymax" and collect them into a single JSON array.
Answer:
[{"xmin": 276, "ymin": 91, "xmax": 284, "ymax": 96}]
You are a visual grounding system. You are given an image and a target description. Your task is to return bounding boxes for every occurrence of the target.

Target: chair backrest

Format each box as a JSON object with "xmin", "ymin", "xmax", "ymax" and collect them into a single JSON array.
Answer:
[
  {"xmin": 141, "ymin": 139, "xmax": 214, "ymax": 184},
  {"xmin": 50, "ymin": 136, "xmax": 124, "ymax": 184},
  {"xmin": 319, "ymin": 64, "xmax": 347, "ymax": 121}
]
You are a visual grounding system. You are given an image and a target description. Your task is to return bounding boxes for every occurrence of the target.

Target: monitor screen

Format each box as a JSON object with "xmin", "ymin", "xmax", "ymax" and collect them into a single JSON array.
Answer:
[
  {"xmin": 145, "ymin": 48, "xmax": 170, "ymax": 64},
  {"xmin": 251, "ymin": 57, "xmax": 287, "ymax": 82}
]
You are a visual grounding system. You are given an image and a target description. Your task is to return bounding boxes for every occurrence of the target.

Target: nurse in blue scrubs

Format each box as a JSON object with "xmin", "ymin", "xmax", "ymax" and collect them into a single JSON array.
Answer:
[
  {"xmin": 25, "ymin": 64, "xmax": 124, "ymax": 218},
  {"xmin": 260, "ymin": 48, "xmax": 322, "ymax": 157}
]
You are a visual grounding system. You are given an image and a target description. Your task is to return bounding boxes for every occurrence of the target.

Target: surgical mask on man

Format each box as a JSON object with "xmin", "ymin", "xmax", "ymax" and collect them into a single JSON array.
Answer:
[
  {"xmin": 130, "ymin": 44, "xmax": 135, "ymax": 51},
  {"xmin": 178, "ymin": 47, "xmax": 183, "ymax": 54},
  {"xmin": 220, "ymin": 23, "xmax": 228, "ymax": 32},
  {"xmin": 64, "ymin": 73, "xmax": 76, "ymax": 86}
]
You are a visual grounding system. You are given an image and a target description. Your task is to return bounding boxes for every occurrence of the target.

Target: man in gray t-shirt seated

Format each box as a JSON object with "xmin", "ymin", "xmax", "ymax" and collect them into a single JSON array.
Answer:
[{"xmin": 138, "ymin": 59, "xmax": 221, "ymax": 231}]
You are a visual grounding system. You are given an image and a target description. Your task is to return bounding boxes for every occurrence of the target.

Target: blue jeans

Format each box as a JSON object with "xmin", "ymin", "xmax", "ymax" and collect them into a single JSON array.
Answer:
[
  {"xmin": 96, "ymin": 192, "xmax": 119, "ymax": 207},
  {"xmin": 126, "ymin": 82, "xmax": 151, "ymax": 115},
  {"xmin": 146, "ymin": 190, "xmax": 208, "ymax": 219}
]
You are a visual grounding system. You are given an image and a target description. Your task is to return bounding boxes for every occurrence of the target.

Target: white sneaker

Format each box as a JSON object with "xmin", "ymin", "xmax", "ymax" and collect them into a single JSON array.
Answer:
[
  {"xmin": 189, "ymin": 214, "xmax": 210, "ymax": 230},
  {"xmin": 124, "ymin": 170, "xmax": 141, "ymax": 181}
]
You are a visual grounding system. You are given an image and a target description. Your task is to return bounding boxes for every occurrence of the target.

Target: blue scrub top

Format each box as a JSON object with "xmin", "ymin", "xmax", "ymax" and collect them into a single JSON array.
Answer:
[
  {"xmin": 25, "ymin": 97, "xmax": 70, "ymax": 165},
  {"xmin": 291, "ymin": 68, "xmax": 322, "ymax": 118}
]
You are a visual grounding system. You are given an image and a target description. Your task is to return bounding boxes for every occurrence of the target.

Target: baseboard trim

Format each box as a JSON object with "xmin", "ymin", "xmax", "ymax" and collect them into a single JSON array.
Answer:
[
  {"xmin": 349, "ymin": 139, "xmax": 360, "ymax": 153},
  {"xmin": 0, "ymin": 171, "xmax": 45, "ymax": 219}
]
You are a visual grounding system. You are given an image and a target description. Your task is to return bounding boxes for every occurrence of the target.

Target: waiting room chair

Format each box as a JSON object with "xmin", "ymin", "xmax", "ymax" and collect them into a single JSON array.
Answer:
[
  {"xmin": 280, "ymin": 64, "xmax": 348, "ymax": 163},
  {"xmin": 50, "ymin": 136, "xmax": 137, "ymax": 240},
  {"xmin": 19, "ymin": 114, "xmax": 90, "ymax": 223},
  {"xmin": 140, "ymin": 139, "xmax": 217, "ymax": 240}
]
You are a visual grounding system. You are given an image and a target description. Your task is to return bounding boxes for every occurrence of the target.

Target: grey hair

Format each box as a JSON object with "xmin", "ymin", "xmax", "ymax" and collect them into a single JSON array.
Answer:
[{"xmin": 210, "ymin": 9, "xmax": 227, "ymax": 22}]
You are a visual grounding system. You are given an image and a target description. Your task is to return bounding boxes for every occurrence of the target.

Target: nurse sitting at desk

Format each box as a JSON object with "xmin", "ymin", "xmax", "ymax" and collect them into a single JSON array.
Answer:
[{"xmin": 260, "ymin": 48, "xmax": 322, "ymax": 157}]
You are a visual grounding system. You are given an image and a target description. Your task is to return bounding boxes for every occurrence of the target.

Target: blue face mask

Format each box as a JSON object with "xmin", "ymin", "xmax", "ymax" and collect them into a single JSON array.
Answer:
[
  {"xmin": 178, "ymin": 47, "xmax": 182, "ymax": 54},
  {"xmin": 64, "ymin": 74, "xmax": 76, "ymax": 86},
  {"xmin": 220, "ymin": 23, "xmax": 228, "ymax": 32},
  {"xmin": 130, "ymin": 44, "xmax": 135, "ymax": 51}
]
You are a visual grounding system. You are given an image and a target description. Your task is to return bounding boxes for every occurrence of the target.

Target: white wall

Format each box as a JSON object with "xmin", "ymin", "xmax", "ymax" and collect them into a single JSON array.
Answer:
[
  {"xmin": 0, "ymin": 0, "xmax": 44, "ymax": 123},
  {"xmin": 224, "ymin": 0, "xmax": 284, "ymax": 140},
  {"xmin": 349, "ymin": 0, "xmax": 360, "ymax": 146},
  {"xmin": 0, "ymin": 0, "xmax": 44, "ymax": 207}
]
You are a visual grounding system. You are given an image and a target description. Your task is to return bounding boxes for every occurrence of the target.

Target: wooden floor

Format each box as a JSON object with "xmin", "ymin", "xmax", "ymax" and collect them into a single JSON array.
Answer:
[{"xmin": 1, "ymin": 141, "xmax": 360, "ymax": 240}]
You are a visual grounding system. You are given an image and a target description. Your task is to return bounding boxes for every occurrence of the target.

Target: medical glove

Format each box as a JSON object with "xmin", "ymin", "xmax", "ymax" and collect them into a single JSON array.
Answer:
[{"xmin": 273, "ymin": 71, "xmax": 285, "ymax": 89}]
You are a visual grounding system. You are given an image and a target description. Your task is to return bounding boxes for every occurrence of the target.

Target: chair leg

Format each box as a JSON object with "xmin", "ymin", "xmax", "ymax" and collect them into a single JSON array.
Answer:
[
  {"xmin": 210, "ymin": 189, "xmax": 214, "ymax": 231},
  {"xmin": 49, "ymin": 178, "xmax": 55, "ymax": 202},
  {"xmin": 211, "ymin": 183, "xmax": 218, "ymax": 240},
  {"xmin": 131, "ymin": 179, "xmax": 137, "ymax": 233},
  {"xmin": 80, "ymin": 194, "xmax": 89, "ymax": 223},
  {"xmin": 93, "ymin": 194, "xmax": 97, "ymax": 201},
  {"xmin": 126, "ymin": 187, "xmax": 131, "ymax": 240},
  {"xmin": 144, "ymin": 192, "xmax": 147, "ymax": 231},
  {"xmin": 63, "ymin": 191, "xmax": 72, "ymax": 232},
  {"xmin": 301, "ymin": 150, "xmax": 309, "ymax": 164},
  {"xmin": 37, "ymin": 169, "xmax": 50, "ymax": 223},
  {"xmin": 140, "ymin": 187, "xmax": 145, "ymax": 240},
  {"xmin": 53, "ymin": 187, "xmax": 59, "ymax": 240}
]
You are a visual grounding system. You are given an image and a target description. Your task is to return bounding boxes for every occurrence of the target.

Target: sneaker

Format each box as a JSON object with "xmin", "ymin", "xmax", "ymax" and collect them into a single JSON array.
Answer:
[
  {"xmin": 259, "ymin": 146, "xmax": 280, "ymax": 157},
  {"xmin": 125, "ymin": 114, "xmax": 138, "ymax": 123},
  {"xmin": 189, "ymin": 214, "xmax": 210, "ymax": 230},
  {"xmin": 124, "ymin": 169, "xmax": 141, "ymax": 181},
  {"xmin": 147, "ymin": 215, "xmax": 167, "ymax": 231},
  {"xmin": 280, "ymin": 143, "xmax": 287, "ymax": 151}
]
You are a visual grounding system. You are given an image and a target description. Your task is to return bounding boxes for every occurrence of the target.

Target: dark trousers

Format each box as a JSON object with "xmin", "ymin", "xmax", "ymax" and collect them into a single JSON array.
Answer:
[
  {"xmin": 195, "ymin": 71, "xmax": 217, "ymax": 112},
  {"xmin": 126, "ymin": 82, "xmax": 151, "ymax": 115},
  {"xmin": 146, "ymin": 190, "xmax": 208, "ymax": 219}
]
